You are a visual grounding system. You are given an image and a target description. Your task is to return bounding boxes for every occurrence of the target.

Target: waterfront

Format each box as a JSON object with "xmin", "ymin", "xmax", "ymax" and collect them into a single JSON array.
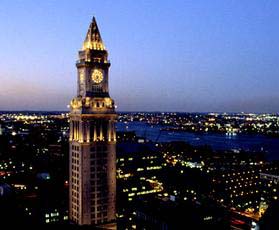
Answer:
[{"xmin": 117, "ymin": 121, "xmax": 279, "ymax": 160}]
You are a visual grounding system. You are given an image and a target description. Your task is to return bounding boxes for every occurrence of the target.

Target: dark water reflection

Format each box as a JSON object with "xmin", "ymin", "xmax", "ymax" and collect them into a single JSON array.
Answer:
[{"xmin": 117, "ymin": 122, "xmax": 279, "ymax": 160}]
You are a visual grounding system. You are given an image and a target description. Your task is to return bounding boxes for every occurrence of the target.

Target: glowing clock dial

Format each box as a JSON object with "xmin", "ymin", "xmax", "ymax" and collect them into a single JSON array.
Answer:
[{"xmin": 91, "ymin": 69, "xmax": 103, "ymax": 84}]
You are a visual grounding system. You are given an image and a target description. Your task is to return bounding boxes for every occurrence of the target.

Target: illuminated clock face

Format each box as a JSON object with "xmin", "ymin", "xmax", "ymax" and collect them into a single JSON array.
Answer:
[{"xmin": 92, "ymin": 69, "xmax": 103, "ymax": 84}]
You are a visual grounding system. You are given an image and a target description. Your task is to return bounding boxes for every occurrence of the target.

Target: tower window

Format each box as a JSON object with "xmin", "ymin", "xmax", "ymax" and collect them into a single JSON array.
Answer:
[{"xmin": 92, "ymin": 85, "xmax": 102, "ymax": 93}]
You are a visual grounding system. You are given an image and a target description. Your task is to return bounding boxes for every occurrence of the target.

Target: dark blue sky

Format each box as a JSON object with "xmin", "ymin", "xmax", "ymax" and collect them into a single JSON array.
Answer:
[{"xmin": 0, "ymin": 0, "xmax": 278, "ymax": 112}]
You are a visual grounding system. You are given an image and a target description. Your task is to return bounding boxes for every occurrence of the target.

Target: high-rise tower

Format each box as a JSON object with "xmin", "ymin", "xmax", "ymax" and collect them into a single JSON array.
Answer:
[{"xmin": 69, "ymin": 17, "xmax": 117, "ymax": 226}]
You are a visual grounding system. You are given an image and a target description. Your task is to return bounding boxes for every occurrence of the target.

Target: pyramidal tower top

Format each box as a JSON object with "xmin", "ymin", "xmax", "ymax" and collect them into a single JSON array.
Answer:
[{"xmin": 82, "ymin": 17, "xmax": 106, "ymax": 51}]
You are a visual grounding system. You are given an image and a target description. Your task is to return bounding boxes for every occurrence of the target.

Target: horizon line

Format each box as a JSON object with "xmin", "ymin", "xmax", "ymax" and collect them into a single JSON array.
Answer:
[{"xmin": 0, "ymin": 110, "xmax": 278, "ymax": 115}]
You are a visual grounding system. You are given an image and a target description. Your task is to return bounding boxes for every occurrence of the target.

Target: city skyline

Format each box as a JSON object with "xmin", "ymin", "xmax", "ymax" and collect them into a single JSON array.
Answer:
[{"xmin": 0, "ymin": 0, "xmax": 278, "ymax": 112}]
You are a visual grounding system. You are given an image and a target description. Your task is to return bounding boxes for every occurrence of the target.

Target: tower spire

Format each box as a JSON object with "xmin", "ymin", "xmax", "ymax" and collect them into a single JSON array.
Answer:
[{"xmin": 82, "ymin": 17, "xmax": 106, "ymax": 51}]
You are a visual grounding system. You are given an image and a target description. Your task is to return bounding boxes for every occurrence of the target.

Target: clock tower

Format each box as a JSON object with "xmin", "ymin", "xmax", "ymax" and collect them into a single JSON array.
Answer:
[{"xmin": 69, "ymin": 17, "xmax": 117, "ymax": 227}]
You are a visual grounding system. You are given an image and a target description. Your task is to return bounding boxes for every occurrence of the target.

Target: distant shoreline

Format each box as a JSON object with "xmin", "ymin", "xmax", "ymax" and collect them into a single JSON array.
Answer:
[{"xmin": 0, "ymin": 111, "xmax": 278, "ymax": 115}]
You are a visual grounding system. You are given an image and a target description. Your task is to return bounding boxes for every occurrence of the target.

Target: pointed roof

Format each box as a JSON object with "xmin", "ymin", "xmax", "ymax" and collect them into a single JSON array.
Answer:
[{"xmin": 82, "ymin": 17, "xmax": 106, "ymax": 51}]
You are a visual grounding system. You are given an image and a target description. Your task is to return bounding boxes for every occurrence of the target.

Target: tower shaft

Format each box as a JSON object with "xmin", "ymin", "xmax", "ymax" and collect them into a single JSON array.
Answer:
[{"xmin": 69, "ymin": 17, "xmax": 117, "ymax": 226}]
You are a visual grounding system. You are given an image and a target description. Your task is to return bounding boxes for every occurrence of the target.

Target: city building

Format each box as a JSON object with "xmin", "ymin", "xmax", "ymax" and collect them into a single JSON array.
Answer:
[
  {"xmin": 116, "ymin": 141, "xmax": 166, "ymax": 229},
  {"xmin": 0, "ymin": 122, "xmax": 2, "ymax": 135},
  {"xmin": 69, "ymin": 17, "xmax": 117, "ymax": 227},
  {"xmin": 260, "ymin": 172, "xmax": 279, "ymax": 214},
  {"xmin": 135, "ymin": 196, "xmax": 230, "ymax": 229}
]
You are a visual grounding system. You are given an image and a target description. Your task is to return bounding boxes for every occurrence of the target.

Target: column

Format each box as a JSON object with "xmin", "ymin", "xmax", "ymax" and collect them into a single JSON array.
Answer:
[
  {"xmin": 79, "ymin": 120, "xmax": 83, "ymax": 142},
  {"xmin": 94, "ymin": 122, "xmax": 97, "ymax": 141},
  {"xmin": 86, "ymin": 121, "xmax": 90, "ymax": 142},
  {"xmin": 113, "ymin": 121, "xmax": 116, "ymax": 141},
  {"xmin": 76, "ymin": 121, "xmax": 79, "ymax": 141},
  {"xmin": 100, "ymin": 120, "xmax": 103, "ymax": 141},
  {"xmin": 70, "ymin": 121, "xmax": 73, "ymax": 141},
  {"xmin": 73, "ymin": 121, "xmax": 76, "ymax": 140},
  {"xmin": 108, "ymin": 120, "xmax": 111, "ymax": 142}
]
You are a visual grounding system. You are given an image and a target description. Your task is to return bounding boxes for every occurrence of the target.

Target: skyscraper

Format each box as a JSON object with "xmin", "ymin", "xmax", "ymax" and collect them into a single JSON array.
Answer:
[{"xmin": 69, "ymin": 17, "xmax": 117, "ymax": 226}]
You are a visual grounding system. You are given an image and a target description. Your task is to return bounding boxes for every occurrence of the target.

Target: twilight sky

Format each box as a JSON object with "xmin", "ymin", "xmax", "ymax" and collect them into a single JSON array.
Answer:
[{"xmin": 0, "ymin": 0, "xmax": 278, "ymax": 112}]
